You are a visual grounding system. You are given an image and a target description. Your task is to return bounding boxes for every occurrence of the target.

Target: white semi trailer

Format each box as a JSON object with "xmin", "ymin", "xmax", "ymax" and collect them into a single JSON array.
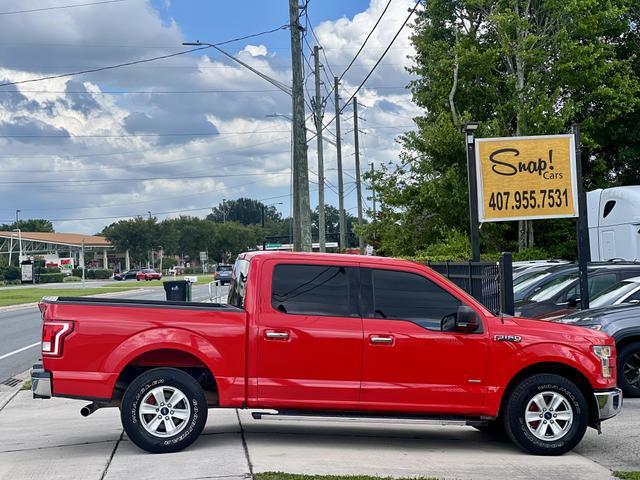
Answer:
[{"xmin": 588, "ymin": 186, "xmax": 640, "ymax": 261}]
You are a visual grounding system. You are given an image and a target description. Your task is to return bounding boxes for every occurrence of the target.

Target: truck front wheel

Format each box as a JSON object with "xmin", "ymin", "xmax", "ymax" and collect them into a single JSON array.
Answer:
[
  {"xmin": 504, "ymin": 373, "xmax": 588, "ymax": 455},
  {"xmin": 121, "ymin": 367, "xmax": 208, "ymax": 453}
]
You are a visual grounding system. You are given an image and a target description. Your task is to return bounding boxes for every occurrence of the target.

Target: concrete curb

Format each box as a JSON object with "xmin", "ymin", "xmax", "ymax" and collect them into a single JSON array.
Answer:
[
  {"xmin": 0, "ymin": 288, "xmax": 149, "ymax": 313},
  {"xmin": 0, "ymin": 386, "xmax": 21, "ymax": 412}
]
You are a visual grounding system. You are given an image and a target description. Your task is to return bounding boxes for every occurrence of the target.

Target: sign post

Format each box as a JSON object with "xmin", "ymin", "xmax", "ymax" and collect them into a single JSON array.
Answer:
[
  {"xmin": 572, "ymin": 124, "xmax": 590, "ymax": 310},
  {"xmin": 462, "ymin": 123, "xmax": 481, "ymax": 261}
]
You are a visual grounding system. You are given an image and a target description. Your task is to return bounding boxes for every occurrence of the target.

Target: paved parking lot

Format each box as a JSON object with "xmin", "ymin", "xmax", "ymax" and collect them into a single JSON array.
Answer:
[{"xmin": 0, "ymin": 389, "xmax": 637, "ymax": 480}]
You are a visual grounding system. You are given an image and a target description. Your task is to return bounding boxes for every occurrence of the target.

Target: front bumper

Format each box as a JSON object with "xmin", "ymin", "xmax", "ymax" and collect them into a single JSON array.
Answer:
[
  {"xmin": 594, "ymin": 388, "xmax": 623, "ymax": 421},
  {"xmin": 30, "ymin": 362, "xmax": 52, "ymax": 399}
]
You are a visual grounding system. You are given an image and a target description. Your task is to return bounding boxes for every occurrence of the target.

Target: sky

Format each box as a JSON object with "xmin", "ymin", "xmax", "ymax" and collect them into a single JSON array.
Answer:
[{"xmin": 0, "ymin": 0, "xmax": 421, "ymax": 234}]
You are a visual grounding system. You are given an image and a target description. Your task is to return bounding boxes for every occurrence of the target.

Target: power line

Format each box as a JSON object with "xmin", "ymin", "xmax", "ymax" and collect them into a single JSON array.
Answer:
[
  {"xmin": 2, "ymin": 137, "xmax": 290, "ymax": 174},
  {"xmin": 0, "ymin": 88, "xmax": 288, "ymax": 95},
  {"xmin": 339, "ymin": 0, "xmax": 394, "ymax": 81},
  {"xmin": 0, "ymin": 171, "xmax": 291, "ymax": 186},
  {"xmin": 320, "ymin": 0, "xmax": 394, "ymax": 107},
  {"xmin": 0, "ymin": 0, "xmax": 125, "ymax": 16},
  {"xmin": 0, "ymin": 24, "xmax": 288, "ymax": 88},
  {"xmin": 312, "ymin": 1, "xmax": 421, "ymax": 141},
  {"xmin": 0, "ymin": 129, "xmax": 290, "ymax": 139}
]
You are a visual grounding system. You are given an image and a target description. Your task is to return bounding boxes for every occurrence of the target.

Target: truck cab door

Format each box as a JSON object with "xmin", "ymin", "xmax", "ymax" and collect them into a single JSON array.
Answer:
[
  {"xmin": 254, "ymin": 261, "xmax": 363, "ymax": 410},
  {"xmin": 359, "ymin": 266, "xmax": 490, "ymax": 415}
]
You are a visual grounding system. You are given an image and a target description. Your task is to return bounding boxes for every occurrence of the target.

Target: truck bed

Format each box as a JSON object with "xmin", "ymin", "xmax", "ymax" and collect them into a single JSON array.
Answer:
[{"xmin": 51, "ymin": 296, "xmax": 243, "ymax": 311}]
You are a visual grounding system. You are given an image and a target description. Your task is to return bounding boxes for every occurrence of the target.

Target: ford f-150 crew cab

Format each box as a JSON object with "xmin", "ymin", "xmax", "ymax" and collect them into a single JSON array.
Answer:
[{"xmin": 31, "ymin": 251, "xmax": 622, "ymax": 455}]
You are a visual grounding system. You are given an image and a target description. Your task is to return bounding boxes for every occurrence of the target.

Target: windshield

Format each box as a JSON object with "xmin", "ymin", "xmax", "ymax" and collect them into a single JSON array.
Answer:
[
  {"xmin": 527, "ymin": 273, "xmax": 578, "ymax": 302},
  {"xmin": 514, "ymin": 271, "xmax": 552, "ymax": 293},
  {"xmin": 227, "ymin": 258, "xmax": 250, "ymax": 308},
  {"xmin": 590, "ymin": 281, "xmax": 640, "ymax": 308}
]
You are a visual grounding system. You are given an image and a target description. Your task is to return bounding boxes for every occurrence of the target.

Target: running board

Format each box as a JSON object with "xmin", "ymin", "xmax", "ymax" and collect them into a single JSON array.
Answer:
[{"xmin": 250, "ymin": 410, "xmax": 493, "ymax": 426}]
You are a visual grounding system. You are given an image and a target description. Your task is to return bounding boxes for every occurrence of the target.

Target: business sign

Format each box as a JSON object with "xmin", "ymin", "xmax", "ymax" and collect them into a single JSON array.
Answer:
[
  {"xmin": 199, "ymin": 251, "xmax": 208, "ymax": 261},
  {"xmin": 475, "ymin": 134, "xmax": 578, "ymax": 222}
]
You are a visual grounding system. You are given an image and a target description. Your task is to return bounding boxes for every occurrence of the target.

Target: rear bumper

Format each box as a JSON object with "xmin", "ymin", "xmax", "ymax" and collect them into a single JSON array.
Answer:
[
  {"xmin": 595, "ymin": 388, "xmax": 623, "ymax": 421},
  {"xmin": 30, "ymin": 362, "xmax": 52, "ymax": 399}
]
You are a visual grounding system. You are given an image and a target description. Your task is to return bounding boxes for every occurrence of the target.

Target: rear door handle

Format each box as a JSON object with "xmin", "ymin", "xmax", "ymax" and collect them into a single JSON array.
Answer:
[
  {"xmin": 265, "ymin": 331, "xmax": 289, "ymax": 340},
  {"xmin": 370, "ymin": 335, "xmax": 394, "ymax": 345}
]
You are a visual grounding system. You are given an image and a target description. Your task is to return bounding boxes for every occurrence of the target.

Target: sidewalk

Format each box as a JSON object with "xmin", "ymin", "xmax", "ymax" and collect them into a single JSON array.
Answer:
[{"xmin": 2, "ymin": 390, "xmax": 637, "ymax": 480}]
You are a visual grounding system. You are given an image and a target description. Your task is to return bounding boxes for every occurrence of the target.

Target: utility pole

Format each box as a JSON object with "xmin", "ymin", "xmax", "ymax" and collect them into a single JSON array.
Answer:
[
  {"xmin": 353, "ymin": 97, "xmax": 364, "ymax": 254},
  {"xmin": 370, "ymin": 162, "xmax": 377, "ymax": 218},
  {"xmin": 289, "ymin": 0, "xmax": 312, "ymax": 252},
  {"xmin": 334, "ymin": 76, "xmax": 346, "ymax": 250},
  {"xmin": 313, "ymin": 46, "xmax": 326, "ymax": 252}
]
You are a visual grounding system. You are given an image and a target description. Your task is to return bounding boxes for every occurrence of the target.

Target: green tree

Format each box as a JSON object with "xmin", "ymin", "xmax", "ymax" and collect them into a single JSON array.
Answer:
[
  {"xmin": 102, "ymin": 217, "xmax": 158, "ymax": 266},
  {"xmin": 311, "ymin": 205, "xmax": 361, "ymax": 248},
  {"xmin": 1, "ymin": 219, "xmax": 54, "ymax": 232},
  {"xmin": 365, "ymin": 0, "xmax": 640, "ymax": 257}
]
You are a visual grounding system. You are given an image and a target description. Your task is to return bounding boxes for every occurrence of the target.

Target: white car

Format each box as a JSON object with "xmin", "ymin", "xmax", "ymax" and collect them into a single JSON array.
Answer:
[{"xmin": 589, "ymin": 276, "xmax": 640, "ymax": 308}]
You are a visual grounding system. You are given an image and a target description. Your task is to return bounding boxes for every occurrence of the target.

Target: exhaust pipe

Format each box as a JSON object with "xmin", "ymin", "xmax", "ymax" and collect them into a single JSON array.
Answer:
[{"xmin": 80, "ymin": 402, "xmax": 99, "ymax": 417}]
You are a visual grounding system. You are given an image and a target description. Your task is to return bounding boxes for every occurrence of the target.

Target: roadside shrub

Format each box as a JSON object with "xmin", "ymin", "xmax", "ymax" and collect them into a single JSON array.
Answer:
[
  {"xmin": 1, "ymin": 266, "xmax": 21, "ymax": 281},
  {"xmin": 182, "ymin": 267, "xmax": 199, "ymax": 274},
  {"xmin": 63, "ymin": 276, "xmax": 82, "ymax": 283},
  {"xmin": 38, "ymin": 273, "xmax": 64, "ymax": 284},
  {"xmin": 91, "ymin": 269, "xmax": 113, "ymax": 279},
  {"xmin": 72, "ymin": 268, "xmax": 84, "ymax": 277}
]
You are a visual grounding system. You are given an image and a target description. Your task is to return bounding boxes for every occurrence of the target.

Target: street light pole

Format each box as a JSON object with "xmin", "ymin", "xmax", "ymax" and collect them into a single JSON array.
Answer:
[{"xmin": 15, "ymin": 209, "xmax": 20, "ymax": 228}]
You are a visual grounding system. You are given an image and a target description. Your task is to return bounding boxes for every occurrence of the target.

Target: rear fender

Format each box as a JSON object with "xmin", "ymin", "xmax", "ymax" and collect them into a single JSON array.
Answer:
[{"xmin": 104, "ymin": 327, "xmax": 224, "ymax": 385}]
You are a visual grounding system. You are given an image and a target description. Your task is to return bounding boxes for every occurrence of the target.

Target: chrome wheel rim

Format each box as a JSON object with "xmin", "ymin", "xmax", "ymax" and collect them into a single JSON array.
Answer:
[
  {"xmin": 138, "ymin": 386, "xmax": 191, "ymax": 438},
  {"xmin": 525, "ymin": 391, "xmax": 573, "ymax": 441},
  {"xmin": 623, "ymin": 353, "xmax": 640, "ymax": 387}
]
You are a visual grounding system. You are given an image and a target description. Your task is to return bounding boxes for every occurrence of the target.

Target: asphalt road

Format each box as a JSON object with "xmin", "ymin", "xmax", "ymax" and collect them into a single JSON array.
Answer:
[{"xmin": 0, "ymin": 283, "xmax": 227, "ymax": 383}]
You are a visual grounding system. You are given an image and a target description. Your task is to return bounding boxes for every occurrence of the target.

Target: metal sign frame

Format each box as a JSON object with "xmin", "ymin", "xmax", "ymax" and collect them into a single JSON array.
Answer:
[{"xmin": 474, "ymin": 133, "xmax": 579, "ymax": 223}]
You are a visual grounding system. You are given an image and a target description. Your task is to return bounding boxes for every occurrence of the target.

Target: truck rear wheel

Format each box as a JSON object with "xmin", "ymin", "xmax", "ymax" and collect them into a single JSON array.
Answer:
[
  {"xmin": 618, "ymin": 342, "xmax": 640, "ymax": 398},
  {"xmin": 504, "ymin": 374, "xmax": 588, "ymax": 455},
  {"xmin": 121, "ymin": 367, "xmax": 208, "ymax": 453}
]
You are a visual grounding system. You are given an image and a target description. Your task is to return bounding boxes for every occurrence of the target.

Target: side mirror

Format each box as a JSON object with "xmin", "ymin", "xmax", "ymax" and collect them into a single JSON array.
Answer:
[
  {"xmin": 567, "ymin": 296, "xmax": 580, "ymax": 308},
  {"xmin": 441, "ymin": 305, "xmax": 481, "ymax": 333}
]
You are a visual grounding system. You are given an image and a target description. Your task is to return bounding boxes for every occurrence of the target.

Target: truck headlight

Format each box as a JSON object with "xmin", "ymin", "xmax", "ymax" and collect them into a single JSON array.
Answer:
[{"xmin": 592, "ymin": 345, "xmax": 613, "ymax": 378}]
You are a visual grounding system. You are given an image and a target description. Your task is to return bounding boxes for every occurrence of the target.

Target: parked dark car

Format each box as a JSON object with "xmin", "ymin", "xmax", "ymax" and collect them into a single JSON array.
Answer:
[
  {"xmin": 515, "ymin": 263, "xmax": 640, "ymax": 319},
  {"xmin": 554, "ymin": 304, "xmax": 640, "ymax": 397},
  {"xmin": 113, "ymin": 269, "xmax": 140, "ymax": 281},
  {"xmin": 537, "ymin": 276, "xmax": 640, "ymax": 320},
  {"xmin": 214, "ymin": 264, "xmax": 233, "ymax": 285},
  {"xmin": 513, "ymin": 262, "xmax": 577, "ymax": 302}
]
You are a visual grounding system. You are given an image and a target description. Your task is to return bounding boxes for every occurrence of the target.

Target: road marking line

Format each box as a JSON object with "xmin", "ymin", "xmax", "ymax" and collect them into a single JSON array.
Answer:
[{"xmin": 0, "ymin": 342, "xmax": 40, "ymax": 361}]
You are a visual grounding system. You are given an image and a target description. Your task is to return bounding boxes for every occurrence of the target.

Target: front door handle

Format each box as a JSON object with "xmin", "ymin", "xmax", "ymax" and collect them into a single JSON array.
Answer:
[
  {"xmin": 265, "ymin": 331, "xmax": 289, "ymax": 340},
  {"xmin": 370, "ymin": 335, "xmax": 394, "ymax": 345}
]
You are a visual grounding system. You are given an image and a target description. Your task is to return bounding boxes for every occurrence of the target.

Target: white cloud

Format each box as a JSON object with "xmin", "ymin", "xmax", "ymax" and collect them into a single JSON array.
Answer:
[
  {"xmin": 0, "ymin": 0, "xmax": 420, "ymax": 234},
  {"xmin": 241, "ymin": 44, "xmax": 268, "ymax": 57}
]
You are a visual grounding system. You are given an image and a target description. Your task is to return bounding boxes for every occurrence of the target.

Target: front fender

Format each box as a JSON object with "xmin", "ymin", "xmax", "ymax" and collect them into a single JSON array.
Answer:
[{"xmin": 485, "ymin": 342, "xmax": 609, "ymax": 415}]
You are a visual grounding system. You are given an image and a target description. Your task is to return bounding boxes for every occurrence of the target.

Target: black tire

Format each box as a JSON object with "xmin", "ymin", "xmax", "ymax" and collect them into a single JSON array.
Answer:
[
  {"xmin": 618, "ymin": 342, "xmax": 640, "ymax": 398},
  {"xmin": 473, "ymin": 419, "xmax": 506, "ymax": 436},
  {"xmin": 121, "ymin": 367, "xmax": 208, "ymax": 454},
  {"xmin": 504, "ymin": 374, "xmax": 588, "ymax": 455}
]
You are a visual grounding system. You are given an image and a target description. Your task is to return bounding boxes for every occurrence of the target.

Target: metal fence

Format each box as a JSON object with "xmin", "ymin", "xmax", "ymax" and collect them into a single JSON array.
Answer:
[{"xmin": 426, "ymin": 253, "xmax": 514, "ymax": 315}]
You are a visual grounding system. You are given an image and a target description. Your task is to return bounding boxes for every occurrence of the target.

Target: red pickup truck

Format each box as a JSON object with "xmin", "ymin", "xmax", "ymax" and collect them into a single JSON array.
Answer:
[{"xmin": 31, "ymin": 251, "xmax": 622, "ymax": 455}]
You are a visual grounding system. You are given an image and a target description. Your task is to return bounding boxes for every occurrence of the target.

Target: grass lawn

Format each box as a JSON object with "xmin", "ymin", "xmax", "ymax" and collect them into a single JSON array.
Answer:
[
  {"xmin": 615, "ymin": 473, "xmax": 640, "ymax": 480},
  {"xmin": 255, "ymin": 474, "xmax": 439, "ymax": 480},
  {"xmin": 0, "ymin": 286, "xmax": 140, "ymax": 307}
]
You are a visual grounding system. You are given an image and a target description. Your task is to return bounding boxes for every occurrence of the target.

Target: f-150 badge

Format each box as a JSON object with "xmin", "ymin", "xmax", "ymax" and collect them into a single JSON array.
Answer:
[{"xmin": 494, "ymin": 335, "xmax": 522, "ymax": 343}]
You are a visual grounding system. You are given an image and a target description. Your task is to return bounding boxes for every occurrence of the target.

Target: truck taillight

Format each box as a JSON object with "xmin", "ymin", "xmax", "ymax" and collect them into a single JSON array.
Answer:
[{"xmin": 42, "ymin": 321, "xmax": 73, "ymax": 357}]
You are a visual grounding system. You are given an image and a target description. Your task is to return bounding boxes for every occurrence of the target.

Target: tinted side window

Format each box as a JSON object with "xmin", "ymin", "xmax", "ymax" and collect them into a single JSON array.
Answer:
[
  {"xmin": 371, "ymin": 269, "xmax": 461, "ymax": 331},
  {"xmin": 271, "ymin": 264, "xmax": 356, "ymax": 317},
  {"xmin": 589, "ymin": 273, "xmax": 618, "ymax": 296}
]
